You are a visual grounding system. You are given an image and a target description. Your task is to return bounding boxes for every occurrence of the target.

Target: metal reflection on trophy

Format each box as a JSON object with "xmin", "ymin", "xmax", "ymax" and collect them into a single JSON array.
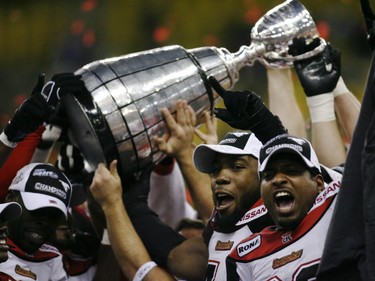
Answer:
[
  {"xmin": 251, "ymin": 0, "xmax": 326, "ymax": 68},
  {"xmin": 64, "ymin": 0, "xmax": 323, "ymax": 177},
  {"xmin": 66, "ymin": 45, "xmax": 250, "ymax": 177}
]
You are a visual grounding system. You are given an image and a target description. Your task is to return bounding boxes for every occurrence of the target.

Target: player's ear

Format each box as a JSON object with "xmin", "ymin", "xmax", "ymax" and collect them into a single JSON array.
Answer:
[{"xmin": 313, "ymin": 174, "xmax": 325, "ymax": 192}]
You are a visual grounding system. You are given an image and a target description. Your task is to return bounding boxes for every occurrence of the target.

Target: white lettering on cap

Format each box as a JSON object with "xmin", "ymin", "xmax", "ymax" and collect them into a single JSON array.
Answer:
[
  {"xmin": 33, "ymin": 169, "xmax": 59, "ymax": 179},
  {"xmin": 265, "ymin": 144, "xmax": 303, "ymax": 155},
  {"xmin": 34, "ymin": 183, "xmax": 67, "ymax": 200},
  {"xmin": 219, "ymin": 138, "xmax": 237, "ymax": 145}
]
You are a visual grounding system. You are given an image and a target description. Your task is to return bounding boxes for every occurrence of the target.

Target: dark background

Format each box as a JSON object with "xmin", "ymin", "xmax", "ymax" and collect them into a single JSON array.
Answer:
[{"xmin": 0, "ymin": 0, "xmax": 372, "ymax": 138}]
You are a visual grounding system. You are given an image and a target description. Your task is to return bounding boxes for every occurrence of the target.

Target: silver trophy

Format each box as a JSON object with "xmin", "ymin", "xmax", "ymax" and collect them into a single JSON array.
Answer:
[
  {"xmin": 64, "ymin": 0, "xmax": 324, "ymax": 177},
  {"xmin": 250, "ymin": 0, "xmax": 326, "ymax": 68}
]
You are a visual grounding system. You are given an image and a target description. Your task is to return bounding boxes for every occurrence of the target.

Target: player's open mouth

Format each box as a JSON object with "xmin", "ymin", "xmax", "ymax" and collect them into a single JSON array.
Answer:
[
  {"xmin": 0, "ymin": 238, "xmax": 9, "ymax": 251},
  {"xmin": 274, "ymin": 191, "xmax": 295, "ymax": 214},
  {"xmin": 215, "ymin": 192, "xmax": 234, "ymax": 211}
]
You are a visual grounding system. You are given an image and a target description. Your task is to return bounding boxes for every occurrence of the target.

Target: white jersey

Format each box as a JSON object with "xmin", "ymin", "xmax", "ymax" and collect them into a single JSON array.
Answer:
[
  {"xmin": 226, "ymin": 179, "xmax": 340, "ymax": 281},
  {"xmin": 203, "ymin": 199, "xmax": 273, "ymax": 281},
  {"xmin": 0, "ymin": 239, "xmax": 68, "ymax": 281}
]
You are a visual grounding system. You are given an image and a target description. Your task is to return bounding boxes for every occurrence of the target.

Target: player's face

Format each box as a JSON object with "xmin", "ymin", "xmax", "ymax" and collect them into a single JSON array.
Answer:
[
  {"xmin": 0, "ymin": 222, "xmax": 10, "ymax": 263},
  {"xmin": 50, "ymin": 218, "xmax": 74, "ymax": 250},
  {"xmin": 210, "ymin": 154, "xmax": 260, "ymax": 219},
  {"xmin": 6, "ymin": 197, "xmax": 63, "ymax": 254},
  {"xmin": 260, "ymin": 153, "xmax": 324, "ymax": 230}
]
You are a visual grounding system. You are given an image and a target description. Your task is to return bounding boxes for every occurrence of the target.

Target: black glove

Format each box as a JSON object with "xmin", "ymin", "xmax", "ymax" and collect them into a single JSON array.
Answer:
[
  {"xmin": 209, "ymin": 76, "xmax": 287, "ymax": 143},
  {"xmin": 360, "ymin": 0, "xmax": 375, "ymax": 50},
  {"xmin": 55, "ymin": 143, "xmax": 85, "ymax": 178},
  {"xmin": 42, "ymin": 73, "xmax": 90, "ymax": 133},
  {"xmin": 289, "ymin": 38, "xmax": 341, "ymax": 96},
  {"xmin": 41, "ymin": 73, "xmax": 88, "ymax": 110},
  {"xmin": 1, "ymin": 73, "xmax": 51, "ymax": 147}
]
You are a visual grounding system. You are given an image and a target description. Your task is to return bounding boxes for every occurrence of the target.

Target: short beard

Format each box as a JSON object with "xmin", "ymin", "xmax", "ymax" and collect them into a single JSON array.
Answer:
[{"xmin": 214, "ymin": 195, "xmax": 254, "ymax": 233}]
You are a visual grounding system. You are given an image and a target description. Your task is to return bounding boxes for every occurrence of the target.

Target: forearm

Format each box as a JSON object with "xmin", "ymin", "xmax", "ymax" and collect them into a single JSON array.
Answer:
[
  {"xmin": 102, "ymin": 199, "xmax": 175, "ymax": 280},
  {"xmin": 311, "ymin": 121, "xmax": 346, "ymax": 167},
  {"xmin": 334, "ymin": 91, "xmax": 360, "ymax": 142},
  {"xmin": 127, "ymin": 202, "xmax": 186, "ymax": 269},
  {"xmin": 0, "ymin": 126, "xmax": 44, "ymax": 201},
  {"xmin": 267, "ymin": 67, "xmax": 307, "ymax": 138},
  {"xmin": 176, "ymin": 150, "xmax": 213, "ymax": 223}
]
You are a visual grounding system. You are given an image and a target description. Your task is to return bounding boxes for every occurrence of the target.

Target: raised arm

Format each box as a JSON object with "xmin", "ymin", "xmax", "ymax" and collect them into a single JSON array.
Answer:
[
  {"xmin": 89, "ymin": 160, "xmax": 176, "ymax": 281},
  {"xmin": 289, "ymin": 38, "xmax": 357, "ymax": 166},
  {"xmin": 153, "ymin": 100, "xmax": 214, "ymax": 223},
  {"xmin": 31, "ymin": 73, "xmax": 91, "ymax": 163},
  {"xmin": 332, "ymin": 77, "xmax": 361, "ymax": 143},
  {"xmin": 267, "ymin": 67, "xmax": 307, "ymax": 138},
  {"xmin": 209, "ymin": 76, "xmax": 288, "ymax": 144}
]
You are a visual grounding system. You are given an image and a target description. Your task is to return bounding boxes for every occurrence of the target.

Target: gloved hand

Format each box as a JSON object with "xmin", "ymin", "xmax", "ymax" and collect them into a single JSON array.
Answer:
[
  {"xmin": 42, "ymin": 73, "xmax": 90, "ymax": 135},
  {"xmin": 0, "ymin": 73, "xmax": 51, "ymax": 147},
  {"xmin": 55, "ymin": 142, "xmax": 85, "ymax": 178},
  {"xmin": 41, "ymin": 73, "xmax": 88, "ymax": 110},
  {"xmin": 55, "ymin": 142, "xmax": 88, "ymax": 206},
  {"xmin": 360, "ymin": 0, "xmax": 375, "ymax": 50},
  {"xmin": 36, "ymin": 124, "xmax": 63, "ymax": 150},
  {"xmin": 209, "ymin": 76, "xmax": 287, "ymax": 143},
  {"xmin": 288, "ymin": 38, "xmax": 341, "ymax": 96}
]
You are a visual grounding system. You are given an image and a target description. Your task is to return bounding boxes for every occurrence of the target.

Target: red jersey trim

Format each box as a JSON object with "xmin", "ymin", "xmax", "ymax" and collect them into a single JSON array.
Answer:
[
  {"xmin": 7, "ymin": 238, "xmax": 60, "ymax": 262},
  {"xmin": 230, "ymin": 182, "xmax": 339, "ymax": 261}
]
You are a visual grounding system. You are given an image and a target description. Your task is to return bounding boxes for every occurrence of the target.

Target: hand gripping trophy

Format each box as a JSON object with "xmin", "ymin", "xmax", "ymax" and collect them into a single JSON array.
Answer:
[{"xmin": 64, "ymin": 0, "xmax": 325, "ymax": 177}]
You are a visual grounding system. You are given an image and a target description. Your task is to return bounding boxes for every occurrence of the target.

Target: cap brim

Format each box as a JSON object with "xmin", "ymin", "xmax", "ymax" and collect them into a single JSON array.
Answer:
[
  {"xmin": 193, "ymin": 144, "xmax": 257, "ymax": 173},
  {"xmin": 0, "ymin": 202, "xmax": 22, "ymax": 221},
  {"xmin": 20, "ymin": 192, "xmax": 68, "ymax": 218},
  {"xmin": 259, "ymin": 147, "xmax": 319, "ymax": 175}
]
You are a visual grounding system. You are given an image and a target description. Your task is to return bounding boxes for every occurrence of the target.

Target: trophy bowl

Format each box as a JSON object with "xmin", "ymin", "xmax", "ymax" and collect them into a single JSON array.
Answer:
[{"xmin": 251, "ymin": 0, "xmax": 326, "ymax": 68}]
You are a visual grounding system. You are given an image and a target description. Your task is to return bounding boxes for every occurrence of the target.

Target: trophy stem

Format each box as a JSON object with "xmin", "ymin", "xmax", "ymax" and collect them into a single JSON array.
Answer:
[{"xmin": 216, "ymin": 44, "xmax": 266, "ymax": 84}]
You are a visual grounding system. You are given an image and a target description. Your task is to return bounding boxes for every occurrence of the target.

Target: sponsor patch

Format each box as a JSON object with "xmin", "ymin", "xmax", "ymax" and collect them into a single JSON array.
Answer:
[
  {"xmin": 215, "ymin": 240, "xmax": 234, "ymax": 251},
  {"xmin": 236, "ymin": 205, "xmax": 268, "ymax": 226},
  {"xmin": 237, "ymin": 235, "xmax": 261, "ymax": 257},
  {"xmin": 281, "ymin": 232, "xmax": 293, "ymax": 244},
  {"xmin": 15, "ymin": 264, "xmax": 37, "ymax": 280},
  {"xmin": 312, "ymin": 180, "xmax": 340, "ymax": 211},
  {"xmin": 272, "ymin": 249, "xmax": 303, "ymax": 269}
]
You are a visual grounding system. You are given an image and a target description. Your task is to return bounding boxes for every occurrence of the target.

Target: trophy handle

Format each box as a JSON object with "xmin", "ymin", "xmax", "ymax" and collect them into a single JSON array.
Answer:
[{"xmin": 260, "ymin": 38, "xmax": 327, "ymax": 68}]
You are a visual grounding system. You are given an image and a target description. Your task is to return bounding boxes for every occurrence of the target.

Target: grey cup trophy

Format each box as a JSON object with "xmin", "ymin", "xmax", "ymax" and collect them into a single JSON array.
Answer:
[
  {"xmin": 250, "ymin": 0, "xmax": 326, "ymax": 68},
  {"xmin": 64, "ymin": 0, "xmax": 323, "ymax": 177}
]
